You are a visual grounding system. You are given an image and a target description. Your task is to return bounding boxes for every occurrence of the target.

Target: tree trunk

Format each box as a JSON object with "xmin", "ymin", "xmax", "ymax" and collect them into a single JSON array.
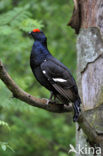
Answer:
[
  {"xmin": 76, "ymin": 27, "xmax": 103, "ymax": 156},
  {"xmin": 69, "ymin": 0, "xmax": 103, "ymax": 155}
]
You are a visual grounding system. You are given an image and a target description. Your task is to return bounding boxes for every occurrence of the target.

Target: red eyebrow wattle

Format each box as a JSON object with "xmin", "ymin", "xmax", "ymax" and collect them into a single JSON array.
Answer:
[{"xmin": 32, "ymin": 29, "xmax": 40, "ymax": 32}]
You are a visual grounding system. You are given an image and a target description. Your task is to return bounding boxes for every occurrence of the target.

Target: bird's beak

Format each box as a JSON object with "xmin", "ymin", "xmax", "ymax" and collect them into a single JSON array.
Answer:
[{"xmin": 28, "ymin": 32, "xmax": 32, "ymax": 35}]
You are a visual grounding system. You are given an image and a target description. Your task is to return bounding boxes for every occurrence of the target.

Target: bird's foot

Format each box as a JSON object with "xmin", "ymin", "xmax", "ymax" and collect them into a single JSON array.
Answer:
[
  {"xmin": 49, "ymin": 91, "xmax": 54, "ymax": 101},
  {"xmin": 48, "ymin": 99, "xmax": 57, "ymax": 104},
  {"xmin": 42, "ymin": 98, "xmax": 49, "ymax": 105},
  {"xmin": 49, "ymin": 91, "xmax": 57, "ymax": 102},
  {"xmin": 42, "ymin": 98, "xmax": 57, "ymax": 105}
]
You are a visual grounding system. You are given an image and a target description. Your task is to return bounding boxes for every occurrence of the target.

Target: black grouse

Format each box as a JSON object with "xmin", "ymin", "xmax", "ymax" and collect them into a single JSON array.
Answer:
[{"xmin": 29, "ymin": 28, "xmax": 81, "ymax": 122}]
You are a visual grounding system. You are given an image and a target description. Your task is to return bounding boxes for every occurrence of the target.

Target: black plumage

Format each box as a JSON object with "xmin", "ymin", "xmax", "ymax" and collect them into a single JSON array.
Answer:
[{"xmin": 30, "ymin": 29, "xmax": 81, "ymax": 122}]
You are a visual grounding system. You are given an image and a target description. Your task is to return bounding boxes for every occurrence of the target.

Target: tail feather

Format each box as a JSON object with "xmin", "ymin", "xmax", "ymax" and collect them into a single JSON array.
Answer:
[{"xmin": 73, "ymin": 98, "xmax": 81, "ymax": 122}]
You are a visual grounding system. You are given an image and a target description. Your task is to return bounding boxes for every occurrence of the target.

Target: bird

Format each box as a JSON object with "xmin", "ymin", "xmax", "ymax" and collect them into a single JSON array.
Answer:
[{"xmin": 29, "ymin": 28, "xmax": 81, "ymax": 122}]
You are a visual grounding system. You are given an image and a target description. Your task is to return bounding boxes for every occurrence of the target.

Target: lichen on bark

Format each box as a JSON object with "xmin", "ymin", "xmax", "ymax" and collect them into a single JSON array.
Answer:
[{"xmin": 77, "ymin": 27, "xmax": 103, "ymax": 73}]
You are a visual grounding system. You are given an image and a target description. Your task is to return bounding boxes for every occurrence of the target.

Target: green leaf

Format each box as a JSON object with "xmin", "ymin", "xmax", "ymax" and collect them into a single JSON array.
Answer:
[
  {"xmin": 0, "ymin": 7, "xmax": 31, "ymax": 26},
  {"xmin": 0, "ymin": 120, "xmax": 9, "ymax": 129},
  {"xmin": 1, "ymin": 144, "xmax": 7, "ymax": 151},
  {"xmin": 0, "ymin": 26, "xmax": 13, "ymax": 35},
  {"xmin": 7, "ymin": 145, "xmax": 15, "ymax": 153},
  {"xmin": 20, "ymin": 18, "xmax": 43, "ymax": 32}
]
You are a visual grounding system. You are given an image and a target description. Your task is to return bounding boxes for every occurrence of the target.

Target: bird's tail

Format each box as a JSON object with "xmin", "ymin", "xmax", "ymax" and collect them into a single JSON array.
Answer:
[{"xmin": 73, "ymin": 98, "xmax": 81, "ymax": 122}]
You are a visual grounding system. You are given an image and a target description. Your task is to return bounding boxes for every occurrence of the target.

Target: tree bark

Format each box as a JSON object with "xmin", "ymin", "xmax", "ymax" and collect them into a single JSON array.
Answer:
[{"xmin": 69, "ymin": 0, "xmax": 103, "ymax": 155}]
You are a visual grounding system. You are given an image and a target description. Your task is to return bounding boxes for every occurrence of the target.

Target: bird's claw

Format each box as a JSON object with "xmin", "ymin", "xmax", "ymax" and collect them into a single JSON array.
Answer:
[
  {"xmin": 42, "ymin": 98, "xmax": 49, "ymax": 105},
  {"xmin": 48, "ymin": 99, "xmax": 57, "ymax": 104},
  {"xmin": 41, "ymin": 98, "xmax": 56, "ymax": 105}
]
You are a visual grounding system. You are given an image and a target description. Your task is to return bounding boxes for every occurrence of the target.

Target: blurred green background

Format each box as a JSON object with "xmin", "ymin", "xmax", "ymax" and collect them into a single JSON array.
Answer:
[{"xmin": 0, "ymin": 0, "xmax": 77, "ymax": 155}]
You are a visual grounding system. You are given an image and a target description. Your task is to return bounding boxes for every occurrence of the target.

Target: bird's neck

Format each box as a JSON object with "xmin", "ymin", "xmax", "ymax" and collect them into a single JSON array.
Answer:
[
  {"xmin": 35, "ymin": 38, "xmax": 47, "ymax": 47},
  {"xmin": 30, "ymin": 41, "xmax": 51, "ymax": 67},
  {"xmin": 34, "ymin": 40, "xmax": 49, "ymax": 53},
  {"xmin": 41, "ymin": 40, "xmax": 47, "ymax": 47}
]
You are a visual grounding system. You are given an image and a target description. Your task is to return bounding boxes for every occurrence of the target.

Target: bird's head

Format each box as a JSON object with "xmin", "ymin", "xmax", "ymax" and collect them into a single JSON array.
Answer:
[{"xmin": 29, "ymin": 28, "xmax": 47, "ymax": 42}]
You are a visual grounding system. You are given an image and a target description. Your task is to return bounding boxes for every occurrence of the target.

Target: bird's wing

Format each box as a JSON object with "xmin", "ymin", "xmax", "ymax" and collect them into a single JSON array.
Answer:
[{"xmin": 41, "ymin": 56, "xmax": 78, "ymax": 101}]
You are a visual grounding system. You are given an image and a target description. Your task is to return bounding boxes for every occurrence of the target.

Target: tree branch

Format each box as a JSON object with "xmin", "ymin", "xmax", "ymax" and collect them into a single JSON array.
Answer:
[
  {"xmin": 0, "ymin": 61, "xmax": 72, "ymax": 113},
  {"xmin": 78, "ymin": 113, "xmax": 103, "ymax": 145},
  {"xmin": 0, "ymin": 60, "xmax": 102, "ymax": 145}
]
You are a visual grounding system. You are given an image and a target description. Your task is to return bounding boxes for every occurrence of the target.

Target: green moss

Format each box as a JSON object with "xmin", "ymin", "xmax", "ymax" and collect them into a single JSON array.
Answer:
[
  {"xmin": 96, "ymin": 86, "xmax": 103, "ymax": 107},
  {"xmin": 85, "ymin": 107, "xmax": 103, "ymax": 134}
]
